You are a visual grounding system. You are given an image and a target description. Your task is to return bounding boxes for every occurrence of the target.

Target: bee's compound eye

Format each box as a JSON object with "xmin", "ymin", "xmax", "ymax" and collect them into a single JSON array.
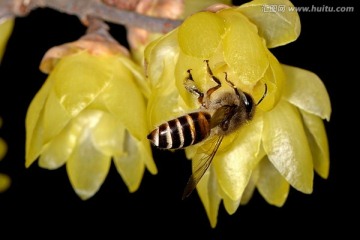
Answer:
[{"xmin": 243, "ymin": 93, "xmax": 254, "ymax": 114}]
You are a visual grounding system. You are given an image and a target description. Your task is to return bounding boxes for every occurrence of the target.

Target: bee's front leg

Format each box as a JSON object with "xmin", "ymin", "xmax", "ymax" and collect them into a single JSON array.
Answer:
[{"xmin": 184, "ymin": 68, "xmax": 204, "ymax": 105}]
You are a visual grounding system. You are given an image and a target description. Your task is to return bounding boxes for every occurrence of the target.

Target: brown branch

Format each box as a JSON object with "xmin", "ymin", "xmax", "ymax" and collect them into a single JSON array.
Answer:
[{"xmin": 0, "ymin": 0, "xmax": 182, "ymax": 33}]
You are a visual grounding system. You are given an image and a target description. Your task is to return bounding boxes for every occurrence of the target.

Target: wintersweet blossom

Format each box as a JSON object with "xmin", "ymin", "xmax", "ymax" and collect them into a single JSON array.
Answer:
[
  {"xmin": 145, "ymin": 0, "xmax": 331, "ymax": 227},
  {"xmin": 0, "ymin": 18, "xmax": 14, "ymax": 63},
  {"xmin": 126, "ymin": 0, "xmax": 231, "ymax": 66},
  {"xmin": 0, "ymin": 117, "xmax": 10, "ymax": 192},
  {"xmin": 25, "ymin": 31, "xmax": 157, "ymax": 200},
  {"xmin": 0, "ymin": 19, "xmax": 13, "ymax": 192}
]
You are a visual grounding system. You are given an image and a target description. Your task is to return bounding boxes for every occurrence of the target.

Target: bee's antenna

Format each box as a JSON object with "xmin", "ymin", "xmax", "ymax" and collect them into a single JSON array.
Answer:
[{"xmin": 256, "ymin": 83, "xmax": 267, "ymax": 106}]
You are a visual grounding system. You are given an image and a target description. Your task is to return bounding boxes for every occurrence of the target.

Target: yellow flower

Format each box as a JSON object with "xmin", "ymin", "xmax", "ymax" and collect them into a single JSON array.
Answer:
[
  {"xmin": 126, "ymin": 0, "xmax": 231, "ymax": 66},
  {"xmin": 25, "ymin": 32, "xmax": 157, "ymax": 200},
  {"xmin": 0, "ymin": 117, "xmax": 10, "ymax": 192},
  {"xmin": 0, "ymin": 18, "xmax": 14, "ymax": 63},
  {"xmin": 145, "ymin": 0, "xmax": 330, "ymax": 228}
]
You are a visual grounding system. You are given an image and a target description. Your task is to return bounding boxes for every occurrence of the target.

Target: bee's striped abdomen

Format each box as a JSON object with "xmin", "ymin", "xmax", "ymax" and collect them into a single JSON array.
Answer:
[{"xmin": 147, "ymin": 112, "xmax": 211, "ymax": 149}]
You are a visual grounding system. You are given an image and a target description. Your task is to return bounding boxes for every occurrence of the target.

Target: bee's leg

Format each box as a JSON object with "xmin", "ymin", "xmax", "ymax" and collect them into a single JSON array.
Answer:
[
  {"xmin": 204, "ymin": 60, "xmax": 222, "ymax": 97},
  {"xmin": 184, "ymin": 69, "xmax": 204, "ymax": 104},
  {"xmin": 224, "ymin": 72, "xmax": 251, "ymax": 106},
  {"xmin": 224, "ymin": 72, "xmax": 241, "ymax": 99}
]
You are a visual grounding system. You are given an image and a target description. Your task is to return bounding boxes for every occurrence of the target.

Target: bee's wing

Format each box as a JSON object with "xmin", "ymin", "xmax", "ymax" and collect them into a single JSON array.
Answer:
[{"xmin": 182, "ymin": 135, "xmax": 224, "ymax": 199}]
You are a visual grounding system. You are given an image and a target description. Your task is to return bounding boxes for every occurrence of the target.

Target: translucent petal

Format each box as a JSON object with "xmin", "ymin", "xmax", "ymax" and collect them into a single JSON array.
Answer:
[
  {"xmin": 197, "ymin": 168, "xmax": 221, "ymax": 228},
  {"xmin": 51, "ymin": 52, "xmax": 113, "ymax": 117},
  {"xmin": 66, "ymin": 129, "xmax": 111, "ymax": 200},
  {"xmin": 263, "ymin": 100, "xmax": 313, "ymax": 193},
  {"xmin": 220, "ymin": 187, "xmax": 240, "ymax": 215},
  {"xmin": 38, "ymin": 110, "xmax": 112, "ymax": 170},
  {"xmin": 147, "ymin": 87, "xmax": 184, "ymax": 132},
  {"xmin": 220, "ymin": 9, "xmax": 269, "ymax": 86},
  {"xmin": 38, "ymin": 122, "xmax": 77, "ymax": 169},
  {"xmin": 0, "ymin": 18, "xmax": 14, "ymax": 63},
  {"xmin": 257, "ymin": 157, "xmax": 290, "ymax": 207},
  {"xmin": 252, "ymin": 52, "xmax": 285, "ymax": 112},
  {"xmin": 178, "ymin": 11, "xmax": 225, "ymax": 58},
  {"xmin": 141, "ymin": 138, "xmax": 158, "ymax": 175},
  {"xmin": 91, "ymin": 112, "xmax": 125, "ymax": 157},
  {"xmin": 238, "ymin": 0, "xmax": 301, "ymax": 48},
  {"xmin": 25, "ymin": 80, "xmax": 53, "ymax": 167},
  {"xmin": 282, "ymin": 65, "xmax": 331, "ymax": 121},
  {"xmin": 300, "ymin": 110, "xmax": 330, "ymax": 179},
  {"xmin": 241, "ymin": 160, "xmax": 261, "ymax": 205},
  {"xmin": 95, "ymin": 55, "xmax": 151, "ymax": 143},
  {"xmin": 145, "ymin": 30, "xmax": 189, "ymax": 128},
  {"xmin": 145, "ymin": 29, "xmax": 179, "ymax": 89},
  {"xmin": 42, "ymin": 89, "xmax": 71, "ymax": 144},
  {"xmin": 184, "ymin": 144, "xmax": 199, "ymax": 160},
  {"xmin": 117, "ymin": 56, "xmax": 151, "ymax": 99},
  {"xmin": 214, "ymin": 116, "xmax": 263, "ymax": 200},
  {"xmin": 0, "ymin": 173, "xmax": 11, "ymax": 192},
  {"xmin": 113, "ymin": 131, "xmax": 147, "ymax": 192}
]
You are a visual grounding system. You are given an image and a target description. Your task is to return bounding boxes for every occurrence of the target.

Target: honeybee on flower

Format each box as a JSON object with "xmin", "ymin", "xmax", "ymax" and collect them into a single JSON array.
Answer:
[
  {"xmin": 145, "ymin": 0, "xmax": 331, "ymax": 227},
  {"xmin": 147, "ymin": 59, "xmax": 268, "ymax": 199}
]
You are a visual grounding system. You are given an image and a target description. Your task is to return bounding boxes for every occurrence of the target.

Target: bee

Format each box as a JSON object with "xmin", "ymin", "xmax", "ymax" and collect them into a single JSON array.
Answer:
[{"xmin": 147, "ymin": 60, "xmax": 267, "ymax": 199}]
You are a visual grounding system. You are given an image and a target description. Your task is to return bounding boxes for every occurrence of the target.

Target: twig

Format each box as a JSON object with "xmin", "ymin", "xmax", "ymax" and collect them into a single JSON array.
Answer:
[{"xmin": 0, "ymin": 0, "xmax": 182, "ymax": 33}]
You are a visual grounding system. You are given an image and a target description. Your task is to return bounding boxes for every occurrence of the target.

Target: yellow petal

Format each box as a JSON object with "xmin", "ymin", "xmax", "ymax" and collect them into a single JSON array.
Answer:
[
  {"xmin": 145, "ymin": 29, "xmax": 179, "ymax": 89},
  {"xmin": 0, "ymin": 173, "xmax": 11, "ymax": 192},
  {"xmin": 185, "ymin": 144, "xmax": 199, "ymax": 160},
  {"xmin": 66, "ymin": 124, "xmax": 111, "ymax": 200},
  {"xmin": 145, "ymin": 30, "xmax": 190, "ymax": 128},
  {"xmin": 0, "ymin": 18, "xmax": 14, "ymax": 63},
  {"xmin": 99, "ymin": 56, "xmax": 154, "ymax": 142},
  {"xmin": 27, "ymin": 52, "xmax": 114, "ymax": 167},
  {"xmin": 282, "ymin": 64, "xmax": 331, "ymax": 121},
  {"xmin": 91, "ymin": 113, "xmax": 125, "ymax": 157},
  {"xmin": 214, "ymin": 116, "xmax": 263, "ymax": 200},
  {"xmin": 147, "ymin": 87, "xmax": 183, "ymax": 131},
  {"xmin": 38, "ymin": 110, "xmax": 118, "ymax": 170},
  {"xmin": 51, "ymin": 52, "xmax": 112, "ymax": 117},
  {"xmin": 220, "ymin": 187, "xmax": 240, "ymax": 215},
  {"xmin": 38, "ymin": 87, "xmax": 75, "ymax": 169},
  {"xmin": 113, "ymin": 131, "xmax": 147, "ymax": 192},
  {"xmin": 220, "ymin": 9, "xmax": 269, "ymax": 86},
  {"xmin": 197, "ymin": 168, "xmax": 221, "ymax": 228},
  {"xmin": 300, "ymin": 110, "xmax": 330, "ymax": 179},
  {"xmin": 257, "ymin": 157, "xmax": 290, "ymax": 207},
  {"xmin": 178, "ymin": 11, "xmax": 225, "ymax": 58},
  {"xmin": 252, "ymin": 52, "xmax": 285, "ymax": 112},
  {"xmin": 92, "ymin": 110, "xmax": 157, "ymax": 177},
  {"xmin": 263, "ymin": 100, "xmax": 313, "ymax": 193},
  {"xmin": 25, "ymin": 80, "xmax": 53, "ymax": 167},
  {"xmin": 118, "ymin": 56, "xmax": 151, "ymax": 99},
  {"xmin": 42, "ymin": 88, "xmax": 72, "ymax": 144},
  {"xmin": 38, "ymin": 123, "xmax": 77, "ymax": 169},
  {"xmin": 241, "ymin": 161, "xmax": 261, "ymax": 205},
  {"xmin": 238, "ymin": 0, "xmax": 301, "ymax": 48}
]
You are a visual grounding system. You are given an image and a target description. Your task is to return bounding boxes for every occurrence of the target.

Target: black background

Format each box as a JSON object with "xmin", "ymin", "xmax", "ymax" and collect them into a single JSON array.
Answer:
[{"xmin": 0, "ymin": 0, "xmax": 357, "ymax": 238}]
